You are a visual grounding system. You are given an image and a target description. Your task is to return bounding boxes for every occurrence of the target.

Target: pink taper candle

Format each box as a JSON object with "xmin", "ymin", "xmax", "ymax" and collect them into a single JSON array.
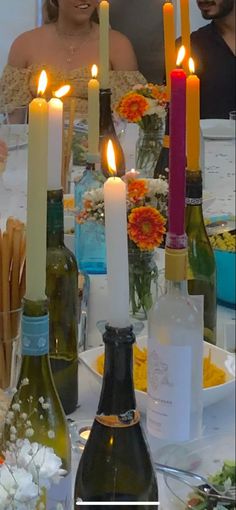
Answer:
[{"xmin": 168, "ymin": 47, "xmax": 187, "ymax": 244}]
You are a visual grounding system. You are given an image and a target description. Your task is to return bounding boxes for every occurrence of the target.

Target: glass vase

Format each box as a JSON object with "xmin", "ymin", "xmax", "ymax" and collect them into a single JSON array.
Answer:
[
  {"xmin": 128, "ymin": 248, "xmax": 158, "ymax": 320},
  {"xmin": 135, "ymin": 123, "xmax": 164, "ymax": 178}
]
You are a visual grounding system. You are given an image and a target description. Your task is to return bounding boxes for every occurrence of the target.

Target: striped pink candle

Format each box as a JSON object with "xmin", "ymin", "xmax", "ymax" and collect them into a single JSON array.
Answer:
[{"xmin": 168, "ymin": 47, "xmax": 187, "ymax": 246}]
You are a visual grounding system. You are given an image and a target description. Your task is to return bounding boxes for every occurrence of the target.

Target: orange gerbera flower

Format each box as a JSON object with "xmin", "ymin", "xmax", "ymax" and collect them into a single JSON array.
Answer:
[
  {"xmin": 128, "ymin": 206, "xmax": 166, "ymax": 250},
  {"xmin": 127, "ymin": 179, "xmax": 148, "ymax": 202},
  {"xmin": 117, "ymin": 93, "xmax": 149, "ymax": 123}
]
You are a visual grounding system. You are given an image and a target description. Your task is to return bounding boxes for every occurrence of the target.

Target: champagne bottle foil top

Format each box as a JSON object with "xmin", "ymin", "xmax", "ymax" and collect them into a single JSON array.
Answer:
[
  {"xmin": 186, "ymin": 170, "xmax": 203, "ymax": 199},
  {"xmin": 103, "ymin": 323, "xmax": 136, "ymax": 345}
]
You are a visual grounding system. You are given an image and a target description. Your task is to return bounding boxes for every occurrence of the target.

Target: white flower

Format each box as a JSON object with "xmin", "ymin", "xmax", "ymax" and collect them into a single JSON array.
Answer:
[
  {"xmin": 21, "ymin": 378, "xmax": 29, "ymax": 386},
  {"xmin": 25, "ymin": 428, "xmax": 34, "ymax": 438},
  {"xmin": 0, "ymin": 464, "xmax": 38, "ymax": 509},
  {"xmin": 8, "ymin": 439, "xmax": 66, "ymax": 489},
  {"xmin": 48, "ymin": 430, "xmax": 55, "ymax": 439},
  {"xmin": 11, "ymin": 403, "xmax": 20, "ymax": 412}
]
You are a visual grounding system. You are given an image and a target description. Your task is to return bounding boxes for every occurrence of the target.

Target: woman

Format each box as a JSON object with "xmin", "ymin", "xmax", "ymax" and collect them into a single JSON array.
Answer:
[{"xmin": 0, "ymin": 0, "xmax": 146, "ymax": 116}]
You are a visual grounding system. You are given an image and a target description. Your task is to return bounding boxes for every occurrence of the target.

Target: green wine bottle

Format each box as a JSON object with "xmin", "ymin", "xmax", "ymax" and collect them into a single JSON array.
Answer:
[
  {"xmin": 74, "ymin": 324, "xmax": 158, "ymax": 509},
  {"xmin": 4, "ymin": 298, "xmax": 72, "ymax": 509},
  {"xmin": 186, "ymin": 170, "xmax": 217, "ymax": 345},
  {"xmin": 46, "ymin": 188, "xmax": 79, "ymax": 414}
]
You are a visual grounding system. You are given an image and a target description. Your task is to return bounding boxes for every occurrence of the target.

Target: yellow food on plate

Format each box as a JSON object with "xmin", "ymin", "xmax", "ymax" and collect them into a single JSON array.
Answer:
[
  {"xmin": 210, "ymin": 231, "xmax": 236, "ymax": 252},
  {"xmin": 96, "ymin": 345, "xmax": 227, "ymax": 392}
]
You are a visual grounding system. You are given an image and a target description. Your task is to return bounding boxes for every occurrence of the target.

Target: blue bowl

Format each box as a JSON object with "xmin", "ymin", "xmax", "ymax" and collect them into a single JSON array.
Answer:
[{"xmin": 214, "ymin": 248, "xmax": 236, "ymax": 307}]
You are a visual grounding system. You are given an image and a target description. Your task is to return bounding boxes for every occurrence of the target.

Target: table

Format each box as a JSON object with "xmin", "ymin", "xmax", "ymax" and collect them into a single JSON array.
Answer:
[{"xmin": 0, "ymin": 123, "xmax": 235, "ymax": 509}]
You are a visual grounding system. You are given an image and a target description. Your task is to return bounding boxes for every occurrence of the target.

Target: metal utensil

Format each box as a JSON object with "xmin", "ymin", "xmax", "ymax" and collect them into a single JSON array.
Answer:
[{"xmin": 155, "ymin": 462, "xmax": 236, "ymax": 505}]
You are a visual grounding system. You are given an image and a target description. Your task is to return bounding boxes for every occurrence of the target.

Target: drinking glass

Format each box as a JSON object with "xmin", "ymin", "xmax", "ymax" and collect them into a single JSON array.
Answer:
[{"xmin": 0, "ymin": 308, "xmax": 22, "ymax": 393}]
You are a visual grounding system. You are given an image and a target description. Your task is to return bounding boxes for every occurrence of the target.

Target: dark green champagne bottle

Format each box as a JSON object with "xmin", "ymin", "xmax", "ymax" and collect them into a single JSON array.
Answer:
[
  {"xmin": 46, "ymin": 188, "xmax": 79, "ymax": 414},
  {"xmin": 4, "ymin": 298, "xmax": 72, "ymax": 509},
  {"xmin": 74, "ymin": 324, "xmax": 158, "ymax": 509},
  {"xmin": 99, "ymin": 89, "xmax": 125, "ymax": 178},
  {"xmin": 186, "ymin": 170, "xmax": 217, "ymax": 345}
]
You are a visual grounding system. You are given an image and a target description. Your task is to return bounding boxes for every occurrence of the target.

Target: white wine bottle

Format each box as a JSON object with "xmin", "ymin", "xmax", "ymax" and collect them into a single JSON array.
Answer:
[
  {"xmin": 147, "ymin": 234, "xmax": 203, "ymax": 442},
  {"xmin": 185, "ymin": 170, "xmax": 216, "ymax": 345},
  {"xmin": 74, "ymin": 324, "xmax": 158, "ymax": 509},
  {"xmin": 46, "ymin": 188, "xmax": 79, "ymax": 414},
  {"xmin": 4, "ymin": 298, "xmax": 72, "ymax": 509}
]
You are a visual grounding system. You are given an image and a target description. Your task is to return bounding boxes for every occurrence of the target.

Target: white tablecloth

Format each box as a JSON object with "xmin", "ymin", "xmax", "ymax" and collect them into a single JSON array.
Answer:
[{"xmin": 0, "ymin": 124, "xmax": 235, "ymax": 509}]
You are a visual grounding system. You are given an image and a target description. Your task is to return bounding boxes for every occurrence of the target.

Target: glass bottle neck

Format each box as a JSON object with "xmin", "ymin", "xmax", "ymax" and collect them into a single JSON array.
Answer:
[
  {"xmin": 97, "ymin": 326, "xmax": 136, "ymax": 416},
  {"xmin": 47, "ymin": 189, "xmax": 64, "ymax": 247},
  {"xmin": 165, "ymin": 279, "xmax": 189, "ymax": 296},
  {"xmin": 99, "ymin": 89, "xmax": 116, "ymax": 135}
]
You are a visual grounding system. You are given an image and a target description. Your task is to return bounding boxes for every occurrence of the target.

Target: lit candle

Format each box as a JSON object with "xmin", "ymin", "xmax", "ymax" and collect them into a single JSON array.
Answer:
[
  {"xmin": 99, "ymin": 0, "xmax": 109, "ymax": 89},
  {"xmin": 180, "ymin": 0, "xmax": 191, "ymax": 72},
  {"xmin": 104, "ymin": 140, "xmax": 130, "ymax": 328},
  {"xmin": 168, "ymin": 47, "xmax": 187, "ymax": 241},
  {"xmin": 26, "ymin": 70, "xmax": 48, "ymax": 300},
  {"xmin": 163, "ymin": 1, "xmax": 176, "ymax": 99},
  {"xmin": 48, "ymin": 85, "xmax": 70, "ymax": 190},
  {"xmin": 88, "ymin": 65, "xmax": 100, "ymax": 160},
  {"xmin": 186, "ymin": 58, "xmax": 200, "ymax": 171}
]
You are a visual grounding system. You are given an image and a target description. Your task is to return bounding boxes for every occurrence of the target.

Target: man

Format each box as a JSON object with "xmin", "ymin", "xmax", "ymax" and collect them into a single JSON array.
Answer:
[{"xmin": 190, "ymin": 0, "xmax": 235, "ymax": 118}]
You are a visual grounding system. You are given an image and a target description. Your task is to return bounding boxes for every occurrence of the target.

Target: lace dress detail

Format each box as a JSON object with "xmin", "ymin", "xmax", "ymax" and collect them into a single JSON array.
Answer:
[{"xmin": 0, "ymin": 64, "xmax": 146, "ymax": 116}]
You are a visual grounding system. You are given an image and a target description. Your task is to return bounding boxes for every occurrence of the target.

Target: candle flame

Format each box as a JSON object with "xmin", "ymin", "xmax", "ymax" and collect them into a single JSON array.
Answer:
[
  {"xmin": 188, "ymin": 57, "xmax": 195, "ymax": 74},
  {"xmin": 54, "ymin": 85, "xmax": 71, "ymax": 98},
  {"xmin": 91, "ymin": 64, "xmax": 98, "ymax": 79},
  {"xmin": 37, "ymin": 70, "xmax": 48, "ymax": 96},
  {"xmin": 107, "ymin": 140, "xmax": 117, "ymax": 176},
  {"xmin": 176, "ymin": 46, "xmax": 186, "ymax": 67}
]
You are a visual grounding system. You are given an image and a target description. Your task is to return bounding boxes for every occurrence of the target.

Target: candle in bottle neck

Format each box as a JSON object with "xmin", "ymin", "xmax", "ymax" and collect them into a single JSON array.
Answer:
[
  {"xmin": 168, "ymin": 47, "xmax": 187, "ymax": 243},
  {"xmin": 104, "ymin": 140, "xmax": 130, "ymax": 328},
  {"xmin": 88, "ymin": 64, "xmax": 100, "ymax": 159},
  {"xmin": 163, "ymin": 1, "xmax": 176, "ymax": 99},
  {"xmin": 26, "ymin": 70, "xmax": 48, "ymax": 300},
  {"xmin": 186, "ymin": 58, "xmax": 200, "ymax": 171},
  {"xmin": 99, "ymin": 0, "xmax": 110, "ymax": 89}
]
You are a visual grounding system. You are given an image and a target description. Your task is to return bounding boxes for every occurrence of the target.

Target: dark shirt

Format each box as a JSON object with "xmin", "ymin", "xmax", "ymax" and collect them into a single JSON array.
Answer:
[{"xmin": 189, "ymin": 22, "xmax": 235, "ymax": 119}]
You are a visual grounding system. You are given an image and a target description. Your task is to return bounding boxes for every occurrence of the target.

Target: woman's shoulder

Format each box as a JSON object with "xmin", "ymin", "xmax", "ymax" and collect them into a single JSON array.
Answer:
[
  {"xmin": 109, "ymin": 29, "xmax": 138, "ymax": 71},
  {"xmin": 8, "ymin": 25, "xmax": 53, "ymax": 68}
]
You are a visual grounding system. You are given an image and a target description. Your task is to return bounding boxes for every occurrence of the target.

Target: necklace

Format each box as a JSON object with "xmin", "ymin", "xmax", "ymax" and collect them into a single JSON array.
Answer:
[{"xmin": 55, "ymin": 23, "xmax": 94, "ymax": 64}]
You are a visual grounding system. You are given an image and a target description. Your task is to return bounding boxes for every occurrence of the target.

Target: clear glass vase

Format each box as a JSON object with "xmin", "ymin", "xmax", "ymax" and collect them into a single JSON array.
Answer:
[
  {"xmin": 128, "ymin": 248, "xmax": 158, "ymax": 320},
  {"xmin": 135, "ymin": 123, "xmax": 164, "ymax": 178}
]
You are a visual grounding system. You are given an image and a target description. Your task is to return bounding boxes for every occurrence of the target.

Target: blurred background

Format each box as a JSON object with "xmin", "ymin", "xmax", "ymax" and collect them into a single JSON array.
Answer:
[{"xmin": 0, "ymin": 0, "xmax": 207, "ymax": 82}]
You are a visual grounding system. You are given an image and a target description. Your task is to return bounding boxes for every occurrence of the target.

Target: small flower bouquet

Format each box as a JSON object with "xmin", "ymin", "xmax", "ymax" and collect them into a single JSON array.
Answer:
[
  {"xmin": 0, "ymin": 379, "xmax": 66, "ymax": 510},
  {"xmin": 76, "ymin": 176, "xmax": 168, "ymax": 318},
  {"xmin": 116, "ymin": 84, "xmax": 168, "ymax": 177}
]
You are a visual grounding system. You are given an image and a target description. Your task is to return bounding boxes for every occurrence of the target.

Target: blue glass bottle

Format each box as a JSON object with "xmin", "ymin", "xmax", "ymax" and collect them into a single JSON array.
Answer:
[{"xmin": 75, "ymin": 162, "xmax": 107, "ymax": 274}]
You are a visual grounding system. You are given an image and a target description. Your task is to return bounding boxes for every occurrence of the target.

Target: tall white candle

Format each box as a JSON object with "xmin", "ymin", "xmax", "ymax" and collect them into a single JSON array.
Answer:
[
  {"xmin": 26, "ymin": 71, "xmax": 48, "ymax": 301},
  {"xmin": 99, "ymin": 0, "xmax": 109, "ymax": 89},
  {"xmin": 88, "ymin": 64, "xmax": 100, "ymax": 159},
  {"xmin": 48, "ymin": 85, "xmax": 70, "ymax": 190},
  {"xmin": 48, "ymin": 98, "xmax": 63, "ymax": 190},
  {"xmin": 104, "ymin": 141, "xmax": 130, "ymax": 328}
]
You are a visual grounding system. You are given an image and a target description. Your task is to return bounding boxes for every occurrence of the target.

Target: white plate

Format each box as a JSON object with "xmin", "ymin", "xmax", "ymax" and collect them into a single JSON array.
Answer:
[
  {"xmin": 79, "ymin": 339, "xmax": 235, "ymax": 413},
  {"xmin": 200, "ymin": 119, "xmax": 235, "ymax": 140}
]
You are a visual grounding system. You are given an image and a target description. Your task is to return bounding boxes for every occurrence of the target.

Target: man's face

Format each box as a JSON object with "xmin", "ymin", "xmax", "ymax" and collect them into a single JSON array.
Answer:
[{"xmin": 197, "ymin": 0, "xmax": 235, "ymax": 19}]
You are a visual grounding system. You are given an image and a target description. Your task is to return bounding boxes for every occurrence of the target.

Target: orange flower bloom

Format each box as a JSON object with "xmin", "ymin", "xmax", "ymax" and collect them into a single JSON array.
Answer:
[
  {"xmin": 117, "ymin": 93, "xmax": 149, "ymax": 123},
  {"xmin": 127, "ymin": 179, "xmax": 148, "ymax": 202},
  {"xmin": 128, "ymin": 206, "xmax": 166, "ymax": 250},
  {"xmin": 0, "ymin": 456, "xmax": 4, "ymax": 464}
]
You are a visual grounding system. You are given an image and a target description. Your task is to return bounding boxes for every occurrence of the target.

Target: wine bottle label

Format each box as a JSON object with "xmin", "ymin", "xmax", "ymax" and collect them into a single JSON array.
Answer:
[
  {"xmin": 186, "ymin": 197, "xmax": 202, "ymax": 205},
  {"xmin": 46, "ymin": 472, "xmax": 72, "ymax": 509},
  {"xmin": 22, "ymin": 314, "xmax": 49, "ymax": 356},
  {"xmin": 95, "ymin": 409, "xmax": 140, "ymax": 428},
  {"xmin": 147, "ymin": 344, "xmax": 192, "ymax": 441}
]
